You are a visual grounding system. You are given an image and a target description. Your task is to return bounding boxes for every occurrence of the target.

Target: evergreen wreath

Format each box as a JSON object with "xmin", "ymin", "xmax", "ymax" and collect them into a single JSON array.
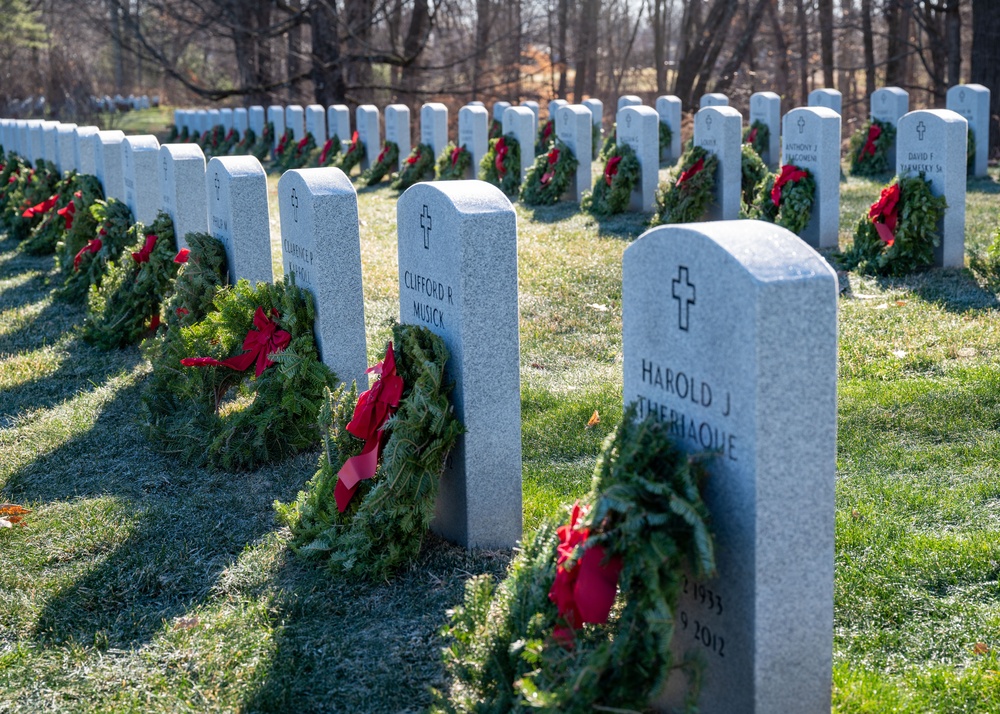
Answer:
[
  {"xmin": 166, "ymin": 124, "xmax": 179, "ymax": 142},
  {"xmin": 535, "ymin": 118, "xmax": 555, "ymax": 155},
  {"xmin": 393, "ymin": 143, "xmax": 436, "ymax": 190},
  {"xmin": 233, "ymin": 127, "xmax": 257, "ymax": 156},
  {"xmin": 360, "ymin": 141, "xmax": 399, "ymax": 186},
  {"xmin": 849, "ymin": 118, "xmax": 895, "ymax": 177},
  {"xmin": 599, "ymin": 122, "xmax": 617, "ymax": 160},
  {"xmin": 479, "ymin": 134, "xmax": 522, "ymax": 196},
  {"xmin": 967, "ymin": 128, "xmax": 976, "ymax": 175},
  {"xmin": 274, "ymin": 323, "xmax": 463, "ymax": 581},
  {"xmin": 591, "ymin": 122, "xmax": 601, "ymax": 160},
  {"xmin": 750, "ymin": 164, "xmax": 816, "ymax": 236},
  {"xmin": 435, "ymin": 408, "xmax": 715, "ymax": 713},
  {"xmin": 218, "ymin": 127, "xmax": 240, "ymax": 156},
  {"xmin": 5, "ymin": 164, "xmax": 60, "ymax": 242},
  {"xmin": 742, "ymin": 120, "xmax": 769, "ymax": 160},
  {"xmin": 82, "ymin": 211, "xmax": 179, "ymax": 349},
  {"xmin": 583, "ymin": 142, "xmax": 640, "ymax": 217},
  {"xmin": 839, "ymin": 173, "xmax": 948, "ymax": 276},
  {"xmin": 520, "ymin": 140, "xmax": 578, "ymax": 206},
  {"xmin": 315, "ymin": 134, "xmax": 342, "ymax": 167},
  {"xmin": 659, "ymin": 120, "xmax": 674, "ymax": 156},
  {"xmin": 160, "ymin": 232, "xmax": 229, "ymax": 329},
  {"xmin": 140, "ymin": 276, "xmax": 337, "ymax": 471},
  {"xmin": 740, "ymin": 143, "xmax": 768, "ymax": 209},
  {"xmin": 55, "ymin": 174, "xmax": 104, "ymax": 276},
  {"xmin": 489, "ymin": 119, "xmax": 502, "ymax": 140},
  {"xmin": 21, "ymin": 176, "xmax": 75, "ymax": 256},
  {"xmin": 650, "ymin": 145, "xmax": 718, "ymax": 226},
  {"xmin": 339, "ymin": 131, "xmax": 366, "ymax": 176},
  {"xmin": 58, "ymin": 198, "xmax": 134, "ymax": 303},
  {"xmin": 202, "ymin": 126, "xmax": 227, "ymax": 158},
  {"xmin": 178, "ymin": 126, "xmax": 191, "ymax": 143},
  {"xmin": 250, "ymin": 122, "xmax": 274, "ymax": 162},
  {"xmin": 0, "ymin": 155, "xmax": 28, "ymax": 215},
  {"xmin": 274, "ymin": 129, "xmax": 296, "ymax": 167},
  {"xmin": 279, "ymin": 133, "xmax": 318, "ymax": 172},
  {"xmin": 435, "ymin": 143, "xmax": 472, "ymax": 181}
]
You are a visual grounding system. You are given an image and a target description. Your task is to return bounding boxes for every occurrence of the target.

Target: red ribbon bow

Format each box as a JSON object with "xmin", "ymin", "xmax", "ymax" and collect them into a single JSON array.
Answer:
[
  {"xmin": 132, "ymin": 234, "xmax": 158, "ymax": 263},
  {"xmin": 174, "ymin": 248, "xmax": 190, "ymax": 264},
  {"xmin": 56, "ymin": 200, "xmax": 76, "ymax": 230},
  {"xmin": 542, "ymin": 119, "xmax": 553, "ymax": 141},
  {"xmin": 181, "ymin": 306, "xmax": 291, "ymax": 378},
  {"xmin": 225, "ymin": 129, "xmax": 235, "ymax": 142},
  {"xmin": 862, "ymin": 123, "xmax": 881, "ymax": 158},
  {"xmin": 770, "ymin": 164, "xmax": 808, "ymax": 207},
  {"xmin": 745, "ymin": 126, "xmax": 758, "ymax": 145},
  {"xmin": 22, "ymin": 194, "xmax": 59, "ymax": 218},
  {"xmin": 406, "ymin": 150, "xmax": 421, "ymax": 165},
  {"xmin": 376, "ymin": 144, "xmax": 390, "ymax": 164},
  {"xmin": 869, "ymin": 182, "xmax": 901, "ymax": 247},
  {"xmin": 297, "ymin": 136, "xmax": 309, "ymax": 153},
  {"xmin": 676, "ymin": 157, "xmax": 705, "ymax": 187},
  {"xmin": 604, "ymin": 155, "xmax": 622, "ymax": 187},
  {"xmin": 495, "ymin": 137, "xmax": 508, "ymax": 177},
  {"xmin": 334, "ymin": 342, "xmax": 405, "ymax": 512},
  {"xmin": 277, "ymin": 134, "xmax": 288, "ymax": 155},
  {"xmin": 347, "ymin": 131, "xmax": 359, "ymax": 154},
  {"xmin": 541, "ymin": 147, "xmax": 560, "ymax": 185},
  {"xmin": 73, "ymin": 238, "xmax": 102, "ymax": 270},
  {"xmin": 450, "ymin": 145, "xmax": 463, "ymax": 167},
  {"xmin": 319, "ymin": 138, "xmax": 334, "ymax": 166},
  {"xmin": 548, "ymin": 502, "xmax": 623, "ymax": 648}
]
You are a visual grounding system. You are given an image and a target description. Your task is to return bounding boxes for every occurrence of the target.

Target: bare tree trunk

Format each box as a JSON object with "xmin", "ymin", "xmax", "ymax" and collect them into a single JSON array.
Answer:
[
  {"xmin": 472, "ymin": 0, "xmax": 491, "ymax": 99},
  {"xmin": 255, "ymin": 1, "xmax": 273, "ymax": 105},
  {"xmin": 556, "ymin": 0, "xmax": 569, "ymax": 97},
  {"xmin": 885, "ymin": 0, "xmax": 912, "ymax": 88},
  {"xmin": 713, "ymin": 0, "xmax": 769, "ymax": 94},
  {"xmin": 673, "ymin": 0, "xmax": 735, "ymax": 106},
  {"xmin": 767, "ymin": 0, "xmax": 789, "ymax": 98},
  {"xmin": 108, "ymin": 0, "xmax": 124, "ymax": 94},
  {"xmin": 971, "ymin": 0, "xmax": 1000, "ymax": 156},
  {"xmin": 818, "ymin": 0, "xmax": 835, "ymax": 87},
  {"xmin": 652, "ymin": 0, "xmax": 666, "ymax": 94},
  {"xmin": 287, "ymin": 0, "xmax": 303, "ymax": 101},
  {"xmin": 311, "ymin": 0, "xmax": 346, "ymax": 105},
  {"xmin": 585, "ymin": 0, "xmax": 600, "ymax": 97},
  {"xmin": 796, "ymin": 0, "xmax": 809, "ymax": 104},
  {"xmin": 861, "ymin": 0, "xmax": 875, "ymax": 97},
  {"xmin": 573, "ymin": 0, "xmax": 598, "ymax": 100},
  {"xmin": 945, "ymin": 0, "xmax": 961, "ymax": 87},
  {"xmin": 400, "ymin": 0, "xmax": 431, "ymax": 97},
  {"xmin": 344, "ymin": 0, "xmax": 375, "ymax": 99}
]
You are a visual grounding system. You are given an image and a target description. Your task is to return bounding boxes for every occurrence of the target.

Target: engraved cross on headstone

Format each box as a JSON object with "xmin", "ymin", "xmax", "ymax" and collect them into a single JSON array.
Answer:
[
  {"xmin": 705, "ymin": 113, "xmax": 713, "ymax": 129},
  {"xmin": 626, "ymin": 113, "xmax": 633, "ymax": 128},
  {"xmin": 671, "ymin": 265, "xmax": 696, "ymax": 332},
  {"xmin": 916, "ymin": 121, "xmax": 926, "ymax": 140},
  {"xmin": 290, "ymin": 187, "xmax": 299, "ymax": 222},
  {"xmin": 420, "ymin": 204, "xmax": 432, "ymax": 249},
  {"xmin": 214, "ymin": 172, "xmax": 220, "ymax": 200},
  {"xmin": 163, "ymin": 156, "xmax": 168, "ymax": 181},
  {"xmin": 797, "ymin": 116, "xmax": 806, "ymax": 134}
]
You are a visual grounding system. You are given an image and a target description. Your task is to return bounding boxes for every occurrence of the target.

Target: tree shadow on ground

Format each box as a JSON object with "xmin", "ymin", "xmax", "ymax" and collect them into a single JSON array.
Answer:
[
  {"xmin": 966, "ymin": 175, "xmax": 998, "ymax": 194},
  {"xmin": 583, "ymin": 211, "xmax": 650, "ymax": 241},
  {"xmin": 239, "ymin": 538, "xmax": 509, "ymax": 714},
  {"xmin": 521, "ymin": 201, "xmax": 584, "ymax": 225},
  {"xmin": 837, "ymin": 267, "xmax": 1000, "ymax": 314}
]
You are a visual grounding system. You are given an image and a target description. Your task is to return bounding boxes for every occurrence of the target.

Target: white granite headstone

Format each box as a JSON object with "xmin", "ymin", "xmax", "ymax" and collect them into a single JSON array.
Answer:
[
  {"xmin": 693, "ymin": 106, "xmax": 742, "ymax": 220},
  {"xmin": 75, "ymin": 126, "xmax": 100, "ymax": 176},
  {"xmin": 328, "ymin": 104, "xmax": 350, "ymax": 144},
  {"xmin": 220, "ymin": 108, "xmax": 233, "ymax": 132},
  {"xmin": 248, "ymin": 106, "xmax": 265, "ymax": 135},
  {"xmin": 234, "ymin": 108, "xmax": 249, "ymax": 137},
  {"xmin": 285, "ymin": 105, "xmax": 305, "ymax": 140},
  {"xmin": 556, "ymin": 104, "xmax": 593, "ymax": 203},
  {"xmin": 94, "ymin": 130, "xmax": 127, "ymax": 201},
  {"xmin": 492, "ymin": 101, "xmax": 511, "ymax": 123},
  {"xmin": 458, "ymin": 104, "xmax": 489, "ymax": 179},
  {"xmin": 896, "ymin": 109, "xmax": 968, "ymax": 268},
  {"xmin": 616, "ymin": 105, "xmax": 659, "ymax": 212},
  {"xmin": 781, "ymin": 107, "xmax": 841, "ymax": 248},
  {"xmin": 160, "ymin": 144, "xmax": 208, "ymax": 251},
  {"xmin": 305, "ymin": 104, "xmax": 327, "ymax": 144},
  {"xmin": 656, "ymin": 95, "xmax": 683, "ymax": 164},
  {"xmin": 870, "ymin": 87, "xmax": 908, "ymax": 168},
  {"xmin": 502, "ymin": 106, "xmax": 536, "ymax": 183},
  {"xmin": 623, "ymin": 219, "xmax": 836, "ymax": 714},
  {"xmin": 356, "ymin": 105, "xmax": 380, "ymax": 170},
  {"xmin": 700, "ymin": 93, "xmax": 729, "ymax": 109},
  {"xmin": 206, "ymin": 156, "xmax": 273, "ymax": 285},
  {"xmin": 618, "ymin": 95, "xmax": 643, "ymax": 110},
  {"xmin": 208, "ymin": 109, "xmax": 221, "ymax": 130},
  {"xmin": 122, "ymin": 134, "xmax": 161, "ymax": 225},
  {"xmin": 42, "ymin": 121, "xmax": 59, "ymax": 165},
  {"xmin": 421, "ymin": 102, "xmax": 449, "ymax": 160},
  {"xmin": 57, "ymin": 123, "xmax": 78, "ymax": 172},
  {"xmin": 808, "ymin": 88, "xmax": 842, "ymax": 115},
  {"xmin": 267, "ymin": 105, "xmax": 286, "ymax": 148},
  {"xmin": 385, "ymin": 104, "xmax": 412, "ymax": 170},
  {"xmin": 946, "ymin": 83, "xmax": 990, "ymax": 177},
  {"xmin": 397, "ymin": 181, "xmax": 521, "ymax": 549},
  {"xmin": 749, "ymin": 91, "xmax": 781, "ymax": 169},
  {"xmin": 278, "ymin": 167, "xmax": 368, "ymax": 388}
]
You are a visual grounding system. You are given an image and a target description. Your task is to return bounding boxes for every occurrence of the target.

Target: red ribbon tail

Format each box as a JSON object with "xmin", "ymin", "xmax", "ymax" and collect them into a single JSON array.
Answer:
[
  {"xmin": 874, "ymin": 222, "xmax": 895, "ymax": 247},
  {"xmin": 335, "ymin": 439, "xmax": 381, "ymax": 512}
]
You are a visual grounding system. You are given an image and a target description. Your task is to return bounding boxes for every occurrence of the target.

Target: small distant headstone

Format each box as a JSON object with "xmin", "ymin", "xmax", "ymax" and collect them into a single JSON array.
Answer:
[
  {"xmin": 749, "ymin": 91, "xmax": 781, "ymax": 169},
  {"xmin": 693, "ymin": 106, "xmax": 742, "ymax": 220},
  {"xmin": 492, "ymin": 101, "xmax": 511, "ymax": 123},
  {"xmin": 583, "ymin": 98, "xmax": 604, "ymax": 158},
  {"xmin": 623, "ymin": 219, "xmax": 837, "ymax": 714},
  {"xmin": 122, "ymin": 134, "xmax": 161, "ymax": 225},
  {"xmin": 57, "ymin": 123, "xmax": 78, "ymax": 172},
  {"xmin": 655, "ymin": 95, "xmax": 683, "ymax": 164},
  {"xmin": 870, "ymin": 87, "xmax": 908, "ymax": 168},
  {"xmin": 385, "ymin": 104, "xmax": 412, "ymax": 170},
  {"xmin": 522, "ymin": 100, "xmax": 540, "ymax": 136},
  {"xmin": 618, "ymin": 95, "xmax": 643, "ymax": 111},
  {"xmin": 421, "ymin": 102, "xmax": 449, "ymax": 160},
  {"xmin": 396, "ymin": 181, "xmax": 521, "ymax": 549},
  {"xmin": 285, "ymin": 105, "xmax": 305, "ymax": 140},
  {"xmin": 206, "ymin": 155, "xmax": 273, "ymax": 285},
  {"xmin": 160, "ymin": 144, "xmax": 208, "ymax": 251},
  {"xmin": 267, "ymin": 105, "xmax": 286, "ymax": 148},
  {"xmin": 74, "ymin": 126, "xmax": 100, "ymax": 176},
  {"xmin": 808, "ymin": 88, "xmax": 842, "ymax": 115},
  {"xmin": 469, "ymin": 100, "xmax": 485, "ymax": 107},
  {"xmin": 896, "ymin": 109, "xmax": 968, "ymax": 268},
  {"xmin": 29, "ymin": 121, "xmax": 45, "ymax": 163},
  {"xmin": 502, "ymin": 106, "xmax": 536, "ymax": 183},
  {"xmin": 248, "ymin": 106, "xmax": 265, "ymax": 135},
  {"xmin": 208, "ymin": 109, "xmax": 221, "ymax": 129},
  {"xmin": 234, "ymin": 108, "xmax": 249, "ymax": 137},
  {"xmin": 781, "ymin": 107, "xmax": 840, "ymax": 249},
  {"xmin": 700, "ymin": 93, "xmax": 729, "ymax": 109},
  {"xmin": 197, "ymin": 110, "xmax": 210, "ymax": 133},
  {"xmin": 42, "ymin": 121, "xmax": 59, "ymax": 166},
  {"xmin": 616, "ymin": 105, "xmax": 659, "ymax": 212},
  {"xmin": 458, "ymin": 104, "xmax": 489, "ymax": 179},
  {"xmin": 945, "ymin": 83, "xmax": 990, "ymax": 177},
  {"xmin": 328, "ymin": 104, "xmax": 351, "ymax": 149},
  {"xmin": 548, "ymin": 98, "xmax": 568, "ymax": 130},
  {"xmin": 356, "ymin": 104, "xmax": 381, "ymax": 170},
  {"xmin": 278, "ymin": 167, "xmax": 368, "ymax": 388},
  {"xmin": 555, "ymin": 104, "xmax": 593, "ymax": 203},
  {"xmin": 220, "ymin": 108, "xmax": 234, "ymax": 132},
  {"xmin": 94, "ymin": 130, "xmax": 127, "ymax": 201},
  {"xmin": 305, "ymin": 104, "xmax": 327, "ymax": 144}
]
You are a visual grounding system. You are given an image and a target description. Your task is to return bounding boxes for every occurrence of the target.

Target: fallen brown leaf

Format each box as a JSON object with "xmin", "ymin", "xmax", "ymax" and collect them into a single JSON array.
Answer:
[
  {"xmin": 586, "ymin": 410, "xmax": 600, "ymax": 428},
  {"xmin": 974, "ymin": 642, "xmax": 989, "ymax": 656}
]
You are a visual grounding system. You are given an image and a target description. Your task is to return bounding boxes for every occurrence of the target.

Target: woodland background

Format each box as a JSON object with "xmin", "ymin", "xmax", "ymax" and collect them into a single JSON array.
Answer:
[{"xmin": 0, "ymin": 0, "xmax": 997, "ymax": 154}]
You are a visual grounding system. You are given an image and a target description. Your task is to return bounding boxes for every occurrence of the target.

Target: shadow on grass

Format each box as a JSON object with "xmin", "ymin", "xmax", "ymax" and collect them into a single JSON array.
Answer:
[
  {"xmin": 583, "ymin": 210, "xmax": 650, "ymax": 240},
  {"xmin": 239, "ymin": 539, "xmax": 509, "ymax": 714},
  {"xmin": 521, "ymin": 201, "xmax": 584, "ymax": 224},
  {"xmin": 967, "ymin": 175, "xmax": 998, "ymax": 194}
]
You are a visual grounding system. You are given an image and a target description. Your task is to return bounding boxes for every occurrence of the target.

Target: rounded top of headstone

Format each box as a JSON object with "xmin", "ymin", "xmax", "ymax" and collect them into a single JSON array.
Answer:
[
  {"xmin": 785, "ymin": 105, "xmax": 839, "ymax": 121},
  {"xmin": 249, "ymin": 105, "xmax": 264, "ymax": 111},
  {"xmin": 306, "ymin": 104, "xmax": 324, "ymax": 111},
  {"xmin": 327, "ymin": 103, "xmax": 348, "ymax": 111},
  {"xmin": 286, "ymin": 104, "xmax": 304, "ymax": 111},
  {"xmin": 387, "ymin": 103, "xmax": 410, "ymax": 112},
  {"xmin": 559, "ymin": 104, "xmax": 592, "ymax": 119},
  {"xmin": 460, "ymin": 104, "xmax": 488, "ymax": 117},
  {"xmin": 617, "ymin": 104, "xmax": 658, "ymax": 121},
  {"xmin": 399, "ymin": 179, "xmax": 513, "ymax": 216},
  {"xmin": 899, "ymin": 108, "xmax": 968, "ymax": 128},
  {"xmin": 751, "ymin": 91, "xmax": 780, "ymax": 101},
  {"xmin": 697, "ymin": 105, "xmax": 742, "ymax": 120},
  {"xmin": 628, "ymin": 220, "xmax": 836, "ymax": 285},
  {"xmin": 279, "ymin": 166, "xmax": 354, "ymax": 198},
  {"xmin": 357, "ymin": 104, "xmax": 378, "ymax": 113},
  {"xmin": 97, "ymin": 129, "xmax": 126, "ymax": 142},
  {"xmin": 207, "ymin": 154, "xmax": 265, "ymax": 179},
  {"xmin": 124, "ymin": 134, "xmax": 160, "ymax": 151},
  {"xmin": 161, "ymin": 143, "xmax": 207, "ymax": 162},
  {"xmin": 267, "ymin": 104, "xmax": 283, "ymax": 111},
  {"xmin": 809, "ymin": 87, "xmax": 842, "ymax": 97},
  {"xmin": 468, "ymin": 100, "xmax": 485, "ymax": 107},
  {"xmin": 57, "ymin": 123, "xmax": 78, "ymax": 133},
  {"xmin": 618, "ymin": 95, "xmax": 643, "ymax": 110},
  {"xmin": 503, "ymin": 105, "xmax": 535, "ymax": 120},
  {"xmin": 874, "ymin": 86, "xmax": 908, "ymax": 98},
  {"xmin": 423, "ymin": 102, "xmax": 448, "ymax": 111}
]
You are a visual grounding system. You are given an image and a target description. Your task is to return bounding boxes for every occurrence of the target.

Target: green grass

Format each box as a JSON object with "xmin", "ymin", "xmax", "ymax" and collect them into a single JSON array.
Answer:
[{"xmin": 2, "ymin": 162, "xmax": 1000, "ymax": 711}]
